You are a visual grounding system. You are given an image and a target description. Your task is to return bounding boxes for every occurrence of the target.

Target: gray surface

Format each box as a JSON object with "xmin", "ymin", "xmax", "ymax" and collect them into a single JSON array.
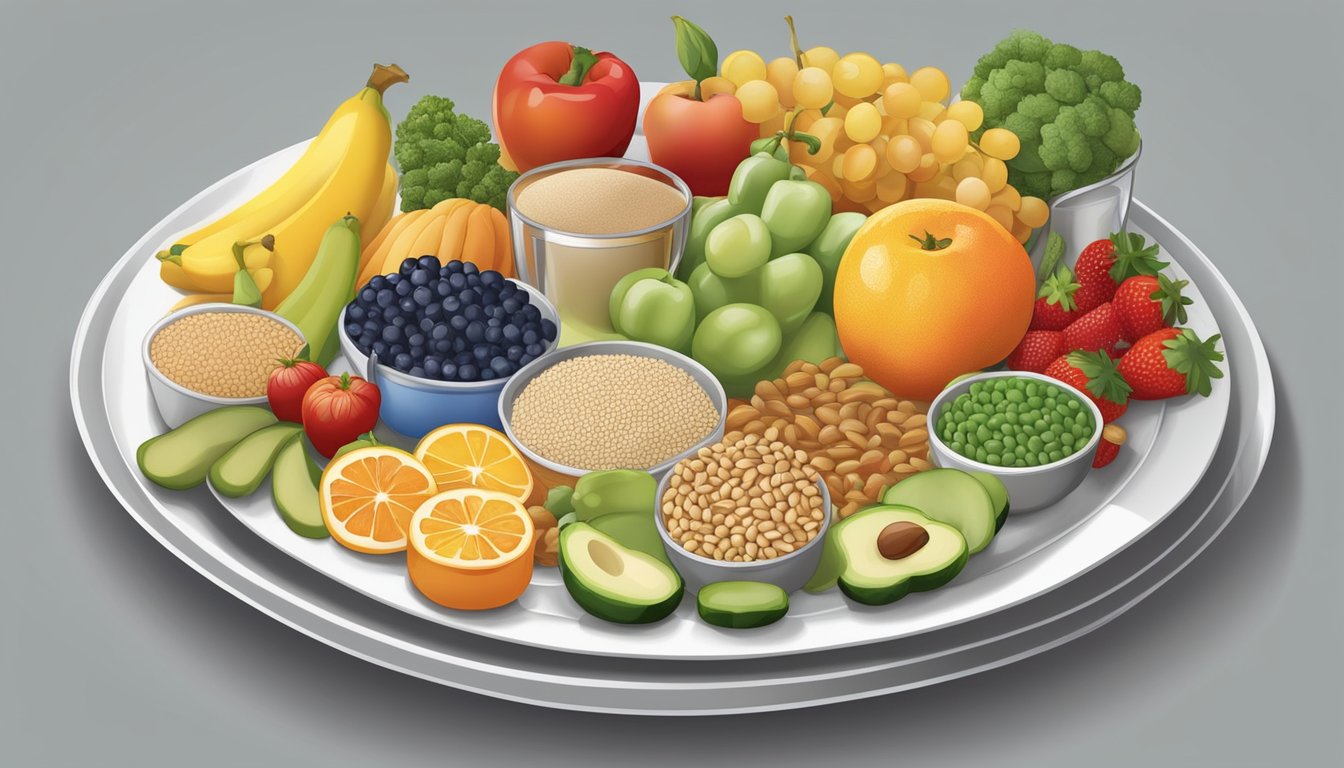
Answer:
[{"xmin": 3, "ymin": 0, "xmax": 1340, "ymax": 764}]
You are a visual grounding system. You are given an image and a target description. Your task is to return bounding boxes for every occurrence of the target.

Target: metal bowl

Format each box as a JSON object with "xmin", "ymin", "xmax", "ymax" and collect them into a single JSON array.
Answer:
[
  {"xmin": 1028, "ymin": 141, "xmax": 1142, "ymax": 271},
  {"xmin": 338, "ymin": 279, "xmax": 560, "ymax": 438},
  {"xmin": 654, "ymin": 471, "xmax": 832, "ymax": 594},
  {"xmin": 926, "ymin": 371, "xmax": 1105, "ymax": 513},
  {"xmin": 142, "ymin": 303, "xmax": 305, "ymax": 429},
  {"xmin": 496, "ymin": 340, "xmax": 727, "ymax": 480}
]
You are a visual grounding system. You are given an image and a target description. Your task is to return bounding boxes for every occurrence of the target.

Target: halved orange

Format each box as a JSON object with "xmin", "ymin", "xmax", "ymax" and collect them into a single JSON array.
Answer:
[
  {"xmin": 413, "ymin": 424, "xmax": 534, "ymax": 502},
  {"xmin": 407, "ymin": 488, "xmax": 535, "ymax": 610},
  {"xmin": 319, "ymin": 446, "xmax": 437, "ymax": 554}
]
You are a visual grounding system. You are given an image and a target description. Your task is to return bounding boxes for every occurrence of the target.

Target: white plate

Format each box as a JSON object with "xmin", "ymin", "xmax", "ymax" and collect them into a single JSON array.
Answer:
[{"xmin": 86, "ymin": 129, "xmax": 1228, "ymax": 662}]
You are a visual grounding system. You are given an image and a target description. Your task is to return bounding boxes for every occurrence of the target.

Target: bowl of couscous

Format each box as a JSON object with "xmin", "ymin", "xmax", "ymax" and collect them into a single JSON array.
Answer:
[
  {"xmin": 497, "ymin": 340, "xmax": 727, "ymax": 480},
  {"xmin": 142, "ymin": 303, "xmax": 306, "ymax": 428}
]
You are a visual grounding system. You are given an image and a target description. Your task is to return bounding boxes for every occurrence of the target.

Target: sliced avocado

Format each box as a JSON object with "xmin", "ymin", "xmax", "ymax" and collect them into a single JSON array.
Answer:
[
  {"xmin": 137, "ymin": 406, "xmax": 277, "ymax": 490},
  {"xmin": 881, "ymin": 469, "xmax": 998, "ymax": 554},
  {"xmin": 834, "ymin": 505, "xmax": 968, "ymax": 605},
  {"xmin": 588, "ymin": 510, "xmax": 672, "ymax": 566},
  {"xmin": 803, "ymin": 524, "xmax": 842, "ymax": 593},
  {"xmin": 571, "ymin": 469, "xmax": 657, "ymax": 522},
  {"xmin": 967, "ymin": 470, "xmax": 1011, "ymax": 533},
  {"xmin": 271, "ymin": 435, "xmax": 328, "ymax": 539},
  {"xmin": 697, "ymin": 581, "xmax": 789, "ymax": 628},
  {"xmin": 559, "ymin": 523, "xmax": 683, "ymax": 624},
  {"xmin": 208, "ymin": 423, "xmax": 303, "ymax": 498}
]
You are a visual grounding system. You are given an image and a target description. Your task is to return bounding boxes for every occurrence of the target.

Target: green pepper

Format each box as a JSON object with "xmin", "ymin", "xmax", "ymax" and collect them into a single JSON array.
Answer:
[
  {"xmin": 804, "ymin": 212, "xmax": 867, "ymax": 315},
  {"xmin": 572, "ymin": 470, "xmax": 658, "ymax": 523},
  {"xmin": 678, "ymin": 198, "xmax": 739, "ymax": 281},
  {"xmin": 688, "ymin": 262, "xmax": 759, "ymax": 322},
  {"xmin": 760, "ymin": 179, "xmax": 832, "ymax": 257},
  {"xmin": 756, "ymin": 252, "xmax": 823, "ymax": 336},
  {"xmin": 705, "ymin": 213, "xmax": 771, "ymax": 278},
  {"xmin": 608, "ymin": 268, "xmax": 696, "ymax": 354},
  {"xmin": 727, "ymin": 152, "xmax": 792, "ymax": 216}
]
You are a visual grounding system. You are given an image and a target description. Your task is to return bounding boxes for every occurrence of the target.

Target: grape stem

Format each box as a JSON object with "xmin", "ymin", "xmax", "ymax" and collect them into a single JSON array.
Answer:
[{"xmin": 785, "ymin": 15, "xmax": 806, "ymax": 68}]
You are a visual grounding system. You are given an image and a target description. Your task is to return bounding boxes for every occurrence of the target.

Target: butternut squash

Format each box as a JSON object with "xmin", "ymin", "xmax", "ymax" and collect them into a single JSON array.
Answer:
[{"xmin": 358, "ymin": 198, "xmax": 514, "ymax": 286}]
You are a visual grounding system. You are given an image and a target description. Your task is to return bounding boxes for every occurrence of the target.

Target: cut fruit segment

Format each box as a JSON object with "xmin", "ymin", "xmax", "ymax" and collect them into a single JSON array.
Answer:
[
  {"xmin": 880, "ymin": 468, "xmax": 998, "ymax": 554},
  {"xmin": 320, "ymin": 446, "xmax": 438, "ymax": 554},
  {"xmin": 414, "ymin": 424, "xmax": 534, "ymax": 502},
  {"xmin": 407, "ymin": 488, "xmax": 535, "ymax": 610}
]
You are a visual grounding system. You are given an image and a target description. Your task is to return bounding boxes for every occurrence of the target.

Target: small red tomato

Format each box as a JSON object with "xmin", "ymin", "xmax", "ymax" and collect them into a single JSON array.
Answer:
[
  {"xmin": 267, "ymin": 359, "xmax": 329, "ymax": 423},
  {"xmin": 301, "ymin": 373, "xmax": 381, "ymax": 457}
]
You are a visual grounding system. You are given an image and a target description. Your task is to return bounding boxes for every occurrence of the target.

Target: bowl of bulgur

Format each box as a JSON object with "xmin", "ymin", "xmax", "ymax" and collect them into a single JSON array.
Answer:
[
  {"xmin": 142, "ymin": 303, "xmax": 306, "ymax": 428},
  {"xmin": 497, "ymin": 341, "xmax": 727, "ymax": 479}
]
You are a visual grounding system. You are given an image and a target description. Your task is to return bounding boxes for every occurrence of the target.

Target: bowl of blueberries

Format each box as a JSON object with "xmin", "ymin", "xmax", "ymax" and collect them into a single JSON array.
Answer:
[{"xmin": 340, "ymin": 255, "xmax": 560, "ymax": 437}]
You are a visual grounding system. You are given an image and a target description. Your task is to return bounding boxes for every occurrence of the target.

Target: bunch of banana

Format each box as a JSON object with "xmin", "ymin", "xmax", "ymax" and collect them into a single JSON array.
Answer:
[{"xmin": 159, "ymin": 63, "xmax": 407, "ymax": 310}]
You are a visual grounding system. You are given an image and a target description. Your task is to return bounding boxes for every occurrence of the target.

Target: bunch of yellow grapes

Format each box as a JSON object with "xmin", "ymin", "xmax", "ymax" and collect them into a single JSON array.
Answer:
[{"xmin": 711, "ymin": 47, "xmax": 1049, "ymax": 242}]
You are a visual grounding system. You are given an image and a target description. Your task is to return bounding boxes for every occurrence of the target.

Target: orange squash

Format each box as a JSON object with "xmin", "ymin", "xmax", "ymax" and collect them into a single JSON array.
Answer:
[{"xmin": 358, "ymin": 199, "xmax": 514, "ymax": 286}]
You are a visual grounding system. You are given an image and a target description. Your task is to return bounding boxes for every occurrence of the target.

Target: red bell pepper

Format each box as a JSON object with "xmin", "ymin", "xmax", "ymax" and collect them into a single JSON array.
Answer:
[{"xmin": 493, "ymin": 42, "xmax": 640, "ymax": 174}]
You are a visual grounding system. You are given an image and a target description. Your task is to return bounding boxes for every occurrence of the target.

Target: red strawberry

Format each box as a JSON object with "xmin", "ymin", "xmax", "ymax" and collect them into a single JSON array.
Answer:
[
  {"xmin": 1007, "ymin": 330, "xmax": 1067, "ymax": 373},
  {"xmin": 1093, "ymin": 423, "xmax": 1127, "ymax": 468},
  {"xmin": 1063, "ymin": 302, "xmax": 1126, "ymax": 354},
  {"xmin": 1112, "ymin": 273, "xmax": 1192, "ymax": 341},
  {"xmin": 1030, "ymin": 265, "xmax": 1081, "ymax": 331},
  {"xmin": 1117, "ymin": 327, "xmax": 1225, "ymax": 400},
  {"xmin": 1043, "ymin": 350, "xmax": 1132, "ymax": 423},
  {"xmin": 1072, "ymin": 233, "xmax": 1168, "ymax": 313}
]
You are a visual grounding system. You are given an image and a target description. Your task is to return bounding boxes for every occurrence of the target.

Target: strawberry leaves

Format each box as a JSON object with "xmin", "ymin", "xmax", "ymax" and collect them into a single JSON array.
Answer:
[
  {"xmin": 1151, "ymin": 273, "xmax": 1192, "ymax": 326},
  {"xmin": 1107, "ymin": 232, "xmax": 1168, "ymax": 283},
  {"xmin": 1038, "ymin": 265, "xmax": 1080, "ymax": 311},
  {"xmin": 1066, "ymin": 349, "xmax": 1132, "ymax": 404},
  {"xmin": 1161, "ymin": 329, "xmax": 1225, "ymax": 397}
]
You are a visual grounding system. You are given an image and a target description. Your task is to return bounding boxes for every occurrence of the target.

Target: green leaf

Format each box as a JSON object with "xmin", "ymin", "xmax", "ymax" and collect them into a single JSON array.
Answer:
[
  {"xmin": 1037, "ymin": 264, "xmax": 1080, "ymax": 310},
  {"xmin": 671, "ymin": 16, "xmax": 717, "ymax": 84},
  {"xmin": 1108, "ymin": 232, "xmax": 1168, "ymax": 282},
  {"xmin": 1066, "ymin": 349, "xmax": 1131, "ymax": 404},
  {"xmin": 1161, "ymin": 329, "xmax": 1224, "ymax": 397},
  {"xmin": 1152, "ymin": 273, "xmax": 1193, "ymax": 326}
]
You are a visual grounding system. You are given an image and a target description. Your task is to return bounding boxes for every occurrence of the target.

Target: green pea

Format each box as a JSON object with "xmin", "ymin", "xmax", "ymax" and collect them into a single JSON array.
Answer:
[
  {"xmin": 1024, "ymin": 454, "xmax": 1039, "ymax": 467},
  {"xmin": 950, "ymin": 441, "xmax": 963, "ymax": 454},
  {"xmin": 1013, "ymin": 458, "xmax": 1027, "ymax": 467},
  {"xmin": 1068, "ymin": 399, "xmax": 1081, "ymax": 410},
  {"xmin": 984, "ymin": 439, "xmax": 1003, "ymax": 453},
  {"xmin": 1027, "ymin": 395, "xmax": 1043, "ymax": 408},
  {"xmin": 1026, "ymin": 381, "xmax": 1039, "ymax": 397},
  {"xmin": 1048, "ymin": 450, "xmax": 1063, "ymax": 462},
  {"xmin": 1014, "ymin": 445, "xmax": 1027, "ymax": 457},
  {"xmin": 975, "ymin": 447, "xmax": 988, "ymax": 463},
  {"xmin": 1028, "ymin": 436, "xmax": 1044, "ymax": 452},
  {"xmin": 1003, "ymin": 435, "xmax": 1017, "ymax": 450},
  {"xmin": 987, "ymin": 453, "xmax": 1001, "ymax": 465},
  {"xmin": 1061, "ymin": 432, "xmax": 1075, "ymax": 446},
  {"xmin": 1006, "ymin": 388, "xmax": 1024, "ymax": 403},
  {"xmin": 991, "ymin": 390, "xmax": 1005, "ymax": 404},
  {"xmin": 976, "ymin": 425, "xmax": 992, "ymax": 442}
]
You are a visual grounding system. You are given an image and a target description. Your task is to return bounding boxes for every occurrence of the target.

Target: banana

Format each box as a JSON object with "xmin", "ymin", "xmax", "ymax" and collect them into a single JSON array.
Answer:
[
  {"xmin": 161, "ymin": 64, "xmax": 408, "ymax": 303},
  {"xmin": 362, "ymin": 163, "xmax": 398, "ymax": 250}
]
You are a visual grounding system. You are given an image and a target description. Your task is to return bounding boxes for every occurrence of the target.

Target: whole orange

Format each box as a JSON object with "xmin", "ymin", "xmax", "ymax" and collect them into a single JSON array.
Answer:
[{"xmin": 833, "ymin": 200, "xmax": 1035, "ymax": 400}]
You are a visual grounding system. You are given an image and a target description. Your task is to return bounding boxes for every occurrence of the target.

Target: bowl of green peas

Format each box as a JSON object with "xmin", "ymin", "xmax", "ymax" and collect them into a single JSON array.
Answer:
[{"xmin": 928, "ymin": 371, "xmax": 1104, "ymax": 513}]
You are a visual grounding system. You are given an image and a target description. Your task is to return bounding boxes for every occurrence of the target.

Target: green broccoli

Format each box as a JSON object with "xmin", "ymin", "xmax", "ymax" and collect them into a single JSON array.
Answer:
[
  {"xmin": 394, "ymin": 95, "xmax": 518, "ymax": 213},
  {"xmin": 961, "ymin": 30, "xmax": 1142, "ymax": 200}
]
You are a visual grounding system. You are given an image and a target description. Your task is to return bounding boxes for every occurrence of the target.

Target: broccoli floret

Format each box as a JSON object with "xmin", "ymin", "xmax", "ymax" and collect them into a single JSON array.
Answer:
[
  {"xmin": 394, "ymin": 94, "xmax": 518, "ymax": 212},
  {"xmin": 960, "ymin": 31, "xmax": 1142, "ymax": 199}
]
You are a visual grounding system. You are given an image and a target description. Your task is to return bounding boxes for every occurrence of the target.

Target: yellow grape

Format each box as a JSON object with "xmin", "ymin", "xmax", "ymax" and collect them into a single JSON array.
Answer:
[
  {"xmin": 827, "ymin": 103, "xmax": 849, "ymax": 121},
  {"xmin": 1011, "ymin": 218, "xmax": 1034, "ymax": 243},
  {"xmin": 882, "ymin": 82, "xmax": 922, "ymax": 119},
  {"xmin": 991, "ymin": 185, "xmax": 1022, "ymax": 211},
  {"xmin": 833, "ymin": 53, "xmax": 884, "ymax": 98},
  {"xmin": 909, "ymin": 66, "xmax": 950, "ymax": 103},
  {"xmin": 736, "ymin": 79, "xmax": 781, "ymax": 123},
  {"xmin": 841, "ymin": 177, "xmax": 878, "ymax": 203},
  {"xmin": 832, "ymin": 92, "xmax": 865, "ymax": 109},
  {"xmin": 907, "ymin": 153, "xmax": 941, "ymax": 182},
  {"xmin": 955, "ymin": 177, "xmax": 991, "ymax": 210},
  {"xmin": 843, "ymin": 102, "xmax": 882, "ymax": 143},
  {"xmin": 721, "ymin": 50, "xmax": 768, "ymax": 87},
  {"xmin": 843, "ymin": 144, "xmax": 879, "ymax": 181},
  {"xmin": 863, "ymin": 197, "xmax": 891, "ymax": 214},
  {"xmin": 882, "ymin": 115, "xmax": 909, "ymax": 137},
  {"xmin": 793, "ymin": 67, "xmax": 834, "ymax": 109},
  {"xmin": 985, "ymin": 204, "xmax": 1015, "ymax": 231},
  {"xmin": 882, "ymin": 62, "xmax": 909, "ymax": 86},
  {"xmin": 792, "ymin": 108, "xmax": 823, "ymax": 132},
  {"xmin": 877, "ymin": 171, "xmax": 909, "ymax": 202},
  {"xmin": 809, "ymin": 116, "xmax": 844, "ymax": 162},
  {"xmin": 908, "ymin": 118, "xmax": 936, "ymax": 152},
  {"xmin": 980, "ymin": 128, "xmax": 1021, "ymax": 160},
  {"xmin": 981, "ymin": 157, "xmax": 1008, "ymax": 193},
  {"xmin": 885, "ymin": 135, "xmax": 922, "ymax": 174},
  {"xmin": 701, "ymin": 76, "xmax": 737, "ymax": 99},
  {"xmin": 951, "ymin": 153, "xmax": 984, "ymax": 182},
  {"xmin": 946, "ymin": 100, "xmax": 984, "ymax": 131},
  {"xmin": 802, "ymin": 46, "xmax": 839, "ymax": 73},
  {"xmin": 759, "ymin": 109, "xmax": 787, "ymax": 136},
  {"xmin": 870, "ymin": 136, "xmax": 892, "ymax": 178},
  {"xmin": 931, "ymin": 120, "xmax": 969, "ymax": 164},
  {"xmin": 832, "ymin": 155, "xmax": 846, "ymax": 179},
  {"xmin": 913, "ymin": 176, "xmax": 958, "ymax": 201},
  {"xmin": 1018, "ymin": 196, "xmax": 1050, "ymax": 228},
  {"xmin": 917, "ymin": 101, "xmax": 946, "ymax": 123},
  {"xmin": 766, "ymin": 58, "xmax": 799, "ymax": 108}
]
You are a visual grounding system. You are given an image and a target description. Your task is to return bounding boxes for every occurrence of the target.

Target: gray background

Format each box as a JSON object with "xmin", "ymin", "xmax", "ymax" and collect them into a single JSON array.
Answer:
[{"xmin": 3, "ymin": 0, "xmax": 1340, "ymax": 764}]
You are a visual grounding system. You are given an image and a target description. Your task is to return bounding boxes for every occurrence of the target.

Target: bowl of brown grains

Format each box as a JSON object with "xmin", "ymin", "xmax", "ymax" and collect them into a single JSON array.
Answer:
[
  {"xmin": 655, "ymin": 429, "xmax": 832, "ymax": 594},
  {"xmin": 142, "ymin": 303, "xmax": 305, "ymax": 428},
  {"xmin": 498, "ymin": 341, "xmax": 726, "ymax": 478}
]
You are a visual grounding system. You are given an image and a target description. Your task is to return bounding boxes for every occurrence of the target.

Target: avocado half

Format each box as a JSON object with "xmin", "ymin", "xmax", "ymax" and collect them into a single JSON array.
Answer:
[
  {"xmin": 834, "ymin": 505, "xmax": 969, "ymax": 606},
  {"xmin": 558, "ymin": 523, "xmax": 684, "ymax": 624}
]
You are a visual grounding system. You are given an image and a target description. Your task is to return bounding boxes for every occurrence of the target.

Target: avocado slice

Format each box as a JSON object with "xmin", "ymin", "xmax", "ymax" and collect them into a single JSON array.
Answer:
[
  {"xmin": 137, "ymin": 406, "xmax": 277, "ymax": 490},
  {"xmin": 208, "ymin": 422, "xmax": 303, "ymax": 498},
  {"xmin": 834, "ymin": 505, "xmax": 968, "ymax": 606},
  {"xmin": 559, "ymin": 523, "xmax": 683, "ymax": 624},
  {"xmin": 588, "ymin": 510, "xmax": 673, "ymax": 566},
  {"xmin": 271, "ymin": 435, "xmax": 328, "ymax": 539},
  {"xmin": 967, "ymin": 470, "xmax": 1011, "ymax": 533},
  {"xmin": 697, "ymin": 581, "xmax": 789, "ymax": 628},
  {"xmin": 803, "ymin": 525, "xmax": 842, "ymax": 593},
  {"xmin": 881, "ymin": 469, "xmax": 998, "ymax": 554}
]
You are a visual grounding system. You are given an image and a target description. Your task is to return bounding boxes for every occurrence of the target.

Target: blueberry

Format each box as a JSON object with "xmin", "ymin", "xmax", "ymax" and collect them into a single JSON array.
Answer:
[
  {"xmin": 454, "ymin": 351, "xmax": 473, "ymax": 365},
  {"xmin": 481, "ymin": 289, "xmax": 499, "ymax": 307},
  {"xmin": 458, "ymin": 364, "xmax": 478, "ymax": 381},
  {"xmin": 382, "ymin": 306, "xmax": 400, "ymax": 323},
  {"xmin": 413, "ymin": 286, "xmax": 433, "ymax": 306},
  {"xmin": 490, "ymin": 305, "xmax": 508, "ymax": 321},
  {"xmin": 375, "ymin": 288, "xmax": 394, "ymax": 308},
  {"xmin": 434, "ymin": 281, "xmax": 451, "ymax": 298},
  {"xmin": 501, "ymin": 298, "xmax": 521, "ymax": 314},
  {"xmin": 490, "ymin": 356, "xmax": 513, "ymax": 376},
  {"xmin": 369, "ymin": 275, "xmax": 387, "ymax": 290},
  {"xmin": 430, "ymin": 324, "xmax": 450, "ymax": 341},
  {"xmin": 472, "ymin": 346, "xmax": 492, "ymax": 362},
  {"xmin": 359, "ymin": 288, "xmax": 377, "ymax": 305},
  {"xmin": 522, "ymin": 329, "xmax": 539, "ymax": 345},
  {"xmin": 445, "ymin": 260, "xmax": 465, "ymax": 274},
  {"xmin": 423, "ymin": 358, "xmax": 442, "ymax": 378},
  {"xmin": 463, "ymin": 304, "xmax": 483, "ymax": 321},
  {"xmin": 434, "ymin": 339, "xmax": 452, "ymax": 354},
  {"xmin": 371, "ymin": 341, "xmax": 389, "ymax": 358},
  {"xmin": 518, "ymin": 353, "xmax": 536, "ymax": 366},
  {"xmin": 505, "ymin": 345, "xmax": 524, "ymax": 362},
  {"xmin": 408, "ymin": 366, "xmax": 424, "ymax": 378},
  {"xmin": 381, "ymin": 325, "xmax": 402, "ymax": 343},
  {"xmin": 410, "ymin": 269, "xmax": 431, "ymax": 287},
  {"xmin": 418, "ymin": 255, "xmax": 440, "ymax": 271},
  {"xmin": 417, "ymin": 317, "xmax": 434, "ymax": 332},
  {"xmin": 486, "ymin": 317, "xmax": 502, "ymax": 329},
  {"xmin": 452, "ymin": 337, "xmax": 468, "ymax": 353},
  {"xmin": 481, "ymin": 271, "xmax": 503, "ymax": 288},
  {"xmin": 407, "ymin": 332, "xmax": 425, "ymax": 348},
  {"xmin": 466, "ymin": 273, "xmax": 481, "ymax": 288},
  {"xmin": 441, "ymin": 362, "xmax": 457, "ymax": 380},
  {"xmin": 465, "ymin": 321, "xmax": 485, "ymax": 343},
  {"xmin": 357, "ymin": 335, "xmax": 373, "ymax": 353},
  {"xmin": 441, "ymin": 296, "xmax": 461, "ymax": 314},
  {"xmin": 462, "ymin": 262, "xmax": 479, "ymax": 276},
  {"xmin": 398, "ymin": 297, "xmax": 417, "ymax": 314},
  {"xmin": 522, "ymin": 305, "xmax": 541, "ymax": 322},
  {"xmin": 448, "ymin": 273, "xmax": 467, "ymax": 291},
  {"xmin": 459, "ymin": 288, "xmax": 478, "ymax": 305},
  {"xmin": 389, "ymin": 343, "xmax": 405, "ymax": 356},
  {"xmin": 525, "ymin": 342, "xmax": 544, "ymax": 357},
  {"xmin": 386, "ymin": 273, "xmax": 402, "ymax": 285},
  {"xmin": 540, "ymin": 319, "xmax": 558, "ymax": 340},
  {"xmin": 395, "ymin": 280, "xmax": 413, "ymax": 297},
  {"xmin": 347, "ymin": 305, "xmax": 365, "ymax": 323},
  {"xmin": 424, "ymin": 302, "xmax": 443, "ymax": 320},
  {"xmin": 479, "ymin": 368, "xmax": 498, "ymax": 381},
  {"xmin": 484, "ymin": 326, "xmax": 503, "ymax": 343},
  {"xmin": 501, "ymin": 325, "xmax": 521, "ymax": 343},
  {"xmin": 449, "ymin": 315, "xmax": 469, "ymax": 332},
  {"xmin": 399, "ymin": 258, "xmax": 417, "ymax": 276},
  {"xmin": 394, "ymin": 353, "xmax": 413, "ymax": 371},
  {"xmin": 344, "ymin": 322, "xmax": 362, "ymax": 338}
]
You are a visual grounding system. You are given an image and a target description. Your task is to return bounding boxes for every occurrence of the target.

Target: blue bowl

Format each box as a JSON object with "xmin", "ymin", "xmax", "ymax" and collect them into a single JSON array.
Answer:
[{"xmin": 337, "ymin": 279, "xmax": 561, "ymax": 438}]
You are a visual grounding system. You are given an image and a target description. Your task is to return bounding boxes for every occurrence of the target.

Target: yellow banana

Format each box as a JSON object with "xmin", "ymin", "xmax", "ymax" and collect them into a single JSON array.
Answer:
[
  {"xmin": 362, "ymin": 163, "xmax": 398, "ymax": 250},
  {"xmin": 161, "ymin": 64, "xmax": 408, "ymax": 300}
]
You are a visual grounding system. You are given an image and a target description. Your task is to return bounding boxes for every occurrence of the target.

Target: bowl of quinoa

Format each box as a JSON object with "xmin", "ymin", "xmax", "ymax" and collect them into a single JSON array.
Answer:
[
  {"xmin": 498, "ymin": 340, "xmax": 727, "ymax": 478},
  {"xmin": 142, "ymin": 303, "xmax": 305, "ymax": 428}
]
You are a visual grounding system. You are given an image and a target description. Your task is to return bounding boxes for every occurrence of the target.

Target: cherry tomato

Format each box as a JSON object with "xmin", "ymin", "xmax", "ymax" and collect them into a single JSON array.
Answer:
[
  {"xmin": 300, "ymin": 373, "xmax": 380, "ymax": 458},
  {"xmin": 266, "ymin": 359, "xmax": 328, "ymax": 423}
]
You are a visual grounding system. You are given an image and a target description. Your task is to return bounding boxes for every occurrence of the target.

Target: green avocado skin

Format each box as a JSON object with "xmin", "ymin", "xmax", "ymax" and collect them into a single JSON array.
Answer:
[
  {"xmin": 557, "ymin": 525, "xmax": 683, "ymax": 625},
  {"xmin": 838, "ymin": 546, "xmax": 969, "ymax": 606},
  {"xmin": 697, "ymin": 581, "xmax": 789, "ymax": 629},
  {"xmin": 208, "ymin": 422, "xmax": 303, "ymax": 498},
  {"xmin": 966, "ymin": 470, "xmax": 1011, "ymax": 533},
  {"xmin": 271, "ymin": 435, "xmax": 328, "ymax": 539},
  {"xmin": 137, "ymin": 406, "xmax": 277, "ymax": 490}
]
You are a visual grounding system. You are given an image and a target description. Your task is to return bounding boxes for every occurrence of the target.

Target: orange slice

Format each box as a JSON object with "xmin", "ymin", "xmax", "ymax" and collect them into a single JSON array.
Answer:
[
  {"xmin": 319, "ymin": 446, "xmax": 437, "ymax": 554},
  {"xmin": 413, "ymin": 424, "xmax": 534, "ymax": 502},
  {"xmin": 407, "ymin": 488, "xmax": 535, "ymax": 610}
]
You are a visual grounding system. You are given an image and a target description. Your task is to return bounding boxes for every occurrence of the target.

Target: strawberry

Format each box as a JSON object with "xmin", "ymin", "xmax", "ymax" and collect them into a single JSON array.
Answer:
[
  {"xmin": 1117, "ymin": 327, "xmax": 1225, "ymax": 400},
  {"xmin": 1043, "ymin": 350, "xmax": 1132, "ymax": 423},
  {"xmin": 1072, "ymin": 233, "xmax": 1168, "ymax": 313},
  {"xmin": 1112, "ymin": 273, "xmax": 1192, "ymax": 341},
  {"xmin": 1007, "ymin": 330, "xmax": 1067, "ymax": 373},
  {"xmin": 1063, "ymin": 302, "xmax": 1126, "ymax": 354},
  {"xmin": 1093, "ymin": 424, "xmax": 1127, "ymax": 468},
  {"xmin": 1030, "ymin": 265, "xmax": 1081, "ymax": 331}
]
